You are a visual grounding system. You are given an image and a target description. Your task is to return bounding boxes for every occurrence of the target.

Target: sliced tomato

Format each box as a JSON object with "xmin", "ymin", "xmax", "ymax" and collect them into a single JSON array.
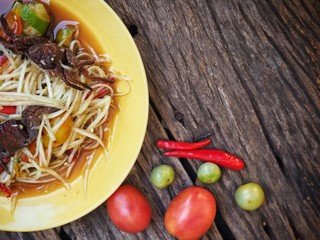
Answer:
[
  {"xmin": 0, "ymin": 58, "xmax": 11, "ymax": 74},
  {"xmin": 0, "ymin": 55, "xmax": 8, "ymax": 66},
  {"xmin": 20, "ymin": 141, "xmax": 36, "ymax": 163},
  {"xmin": 0, "ymin": 10, "xmax": 22, "ymax": 40},
  {"xmin": 0, "ymin": 106, "xmax": 16, "ymax": 114},
  {"xmin": 6, "ymin": 11, "xmax": 22, "ymax": 35},
  {"xmin": 20, "ymin": 153, "xmax": 30, "ymax": 163}
]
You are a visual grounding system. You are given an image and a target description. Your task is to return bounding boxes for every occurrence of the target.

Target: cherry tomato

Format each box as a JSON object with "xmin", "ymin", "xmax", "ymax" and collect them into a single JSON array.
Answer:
[
  {"xmin": 235, "ymin": 182, "xmax": 265, "ymax": 211},
  {"xmin": 197, "ymin": 162, "xmax": 221, "ymax": 184},
  {"xmin": 150, "ymin": 164, "xmax": 175, "ymax": 188},
  {"xmin": 106, "ymin": 184, "xmax": 151, "ymax": 233},
  {"xmin": 164, "ymin": 186, "xmax": 216, "ymax": 240}
]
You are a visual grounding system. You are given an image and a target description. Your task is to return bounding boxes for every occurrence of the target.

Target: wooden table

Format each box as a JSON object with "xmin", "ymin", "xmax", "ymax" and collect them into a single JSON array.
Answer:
[{"xmin": 1, "ymin": 0, "xmax": 319, "ymax": 239}]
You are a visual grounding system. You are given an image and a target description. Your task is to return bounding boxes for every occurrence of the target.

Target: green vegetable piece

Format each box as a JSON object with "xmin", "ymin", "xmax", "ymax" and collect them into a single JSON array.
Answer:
[
  {"xmin": 150, "ymin": 164, "xmax": 175, "ymax": 188},
  {"xmin": 20, "ymin": 3, "xmax": 50, "ymax": 36},
  {"xmin": 235, "ymin": 183, "xmax": 265, "ymax": 211},
  {"xmin": 55, "ymin": 25, "xmax": 77, "ymax": 47},
  {"xmin": 197, "ymin": 162, "xmax": 221, "ymax": 184}
]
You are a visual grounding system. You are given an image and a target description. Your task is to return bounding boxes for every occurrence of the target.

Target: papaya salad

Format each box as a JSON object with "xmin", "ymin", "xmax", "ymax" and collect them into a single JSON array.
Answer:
[{"xmin": 0, "ymin": 1, "xmax": 129, "ymax": 199}]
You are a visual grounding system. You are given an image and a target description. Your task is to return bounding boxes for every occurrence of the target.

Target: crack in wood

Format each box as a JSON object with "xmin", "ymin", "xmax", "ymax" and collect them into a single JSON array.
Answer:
[
  {"xmin": 149, "ymin": 98, "xmax": 162, "ymax": 123},
  {"xmin": 127, "ymin": 24, "xmax": 138, "ymax": 37},
  {"xmin": 174, "ymin": 110, "xmax": 185, "ymax": 126},
  {"xmin": 284, "ymin": 201, "xmax": 320, "ymax": 239},
  {"xmin": 178, "ymin": 157, "xmax": 198, "ymax": 183},
  {"xmin": 274, "ymin": 154, "xmax": 288, "ymax": 177},
  {"xmin": 166, "ymin": 97, "xmax": 186, "ymax": 128},
  {"xmin": 284, "ymin": 213, "xmax": 302, "ymax": 240},
  {"xmin": 193, "ymin": 130, "xmax": 215, "ymax": 142},
  {"xmin": 236, "ymin": 2, "xmax": 261, "ymax": 39},
  {"xmin": 299, "ymin": 0, "xmax": 320, "ymax": 24},
  {"xmin": 262, "ymin": 220, "xmax": 276, "ymax": 240},
  {"xmin": 59, "ymin": 226, "xmax": 72, "ymax": 240},
  {"xmin": 281, "ymin": 0, "xmax": 320, "ymax": 42},
  {"xmin": 214, "ymin": 209, "xmax": 236, "ymax": 240}
]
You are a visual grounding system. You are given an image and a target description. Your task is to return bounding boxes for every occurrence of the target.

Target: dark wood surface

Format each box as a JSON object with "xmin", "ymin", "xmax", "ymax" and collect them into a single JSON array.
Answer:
[{"xmin": 1, "ymin": 0, "xmax": 319, "ymax": 239}]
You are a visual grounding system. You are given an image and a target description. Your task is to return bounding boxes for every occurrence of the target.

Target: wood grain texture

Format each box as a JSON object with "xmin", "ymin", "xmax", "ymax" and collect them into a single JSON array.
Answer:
[{"xmin": 1, "ymin": 0, "xmax": 319, "ymax": 239}]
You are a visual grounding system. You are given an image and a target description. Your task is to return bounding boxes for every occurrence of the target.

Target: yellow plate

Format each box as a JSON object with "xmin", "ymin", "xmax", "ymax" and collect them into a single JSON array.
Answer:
[{"xmin": 0, "ymin": 0, "xmax": 148, "ymax": 231}]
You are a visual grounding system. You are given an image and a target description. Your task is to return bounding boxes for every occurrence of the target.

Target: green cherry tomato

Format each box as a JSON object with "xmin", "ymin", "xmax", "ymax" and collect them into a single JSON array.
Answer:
[
  {"xmin": 197, "ymin": 162, "xmax": 221, "ymax": 183},
  {"xmin": 235, "ymin": 183, "xmax": 265, "ymax": 211},
  {"xmin": 150, "ymin": 164, "xmax": 175, "ymax": 188}
]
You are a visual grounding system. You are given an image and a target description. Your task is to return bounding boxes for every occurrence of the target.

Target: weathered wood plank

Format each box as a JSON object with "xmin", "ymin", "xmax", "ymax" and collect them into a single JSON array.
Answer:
[{"xmin": 104, "ymin": 0, "xmax": 320, "ymax": 239}]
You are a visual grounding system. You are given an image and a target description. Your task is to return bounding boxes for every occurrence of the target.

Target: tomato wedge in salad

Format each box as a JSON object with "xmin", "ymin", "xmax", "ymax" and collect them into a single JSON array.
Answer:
[
  {"xmin": 0, "ymin": 106, "xmax": 16, "ymax": 115},
  {"xmin": 0, "ymin": 10, "xmax": 23, "ymax": 39}
]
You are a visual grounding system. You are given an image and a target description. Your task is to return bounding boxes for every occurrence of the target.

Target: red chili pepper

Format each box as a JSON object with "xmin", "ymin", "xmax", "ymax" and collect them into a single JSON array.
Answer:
[
  {"xmin": 0, "ymin": 183, "xmax": 12, "ymax": 198},
  {"xmin": 95, "ymin": 88, "xmax": 110, "ymax": 98},
  {"xmin": 157, "ymin": 139, "xmax": 211, "ymax": 150},
  {"xmin": 85, "ymin": 87, "xmax": 110, "ymax": 100},
  {"xmin": 164, "ymin": 149, "xmax": 245, "ymax": 170},
  {"xmin": 0, "ymin": 106, "xmax": 16, "ymax": 114}
]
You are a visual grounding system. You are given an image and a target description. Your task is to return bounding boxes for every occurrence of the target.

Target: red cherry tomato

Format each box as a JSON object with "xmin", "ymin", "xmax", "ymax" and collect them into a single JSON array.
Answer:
[
  {"xmin": 106, "ymin": 184, "xmax": 152, "ymax": 233},
  {"xmin": 164, "ymin": 186, "xmax": 216, "ymax": 240}
]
